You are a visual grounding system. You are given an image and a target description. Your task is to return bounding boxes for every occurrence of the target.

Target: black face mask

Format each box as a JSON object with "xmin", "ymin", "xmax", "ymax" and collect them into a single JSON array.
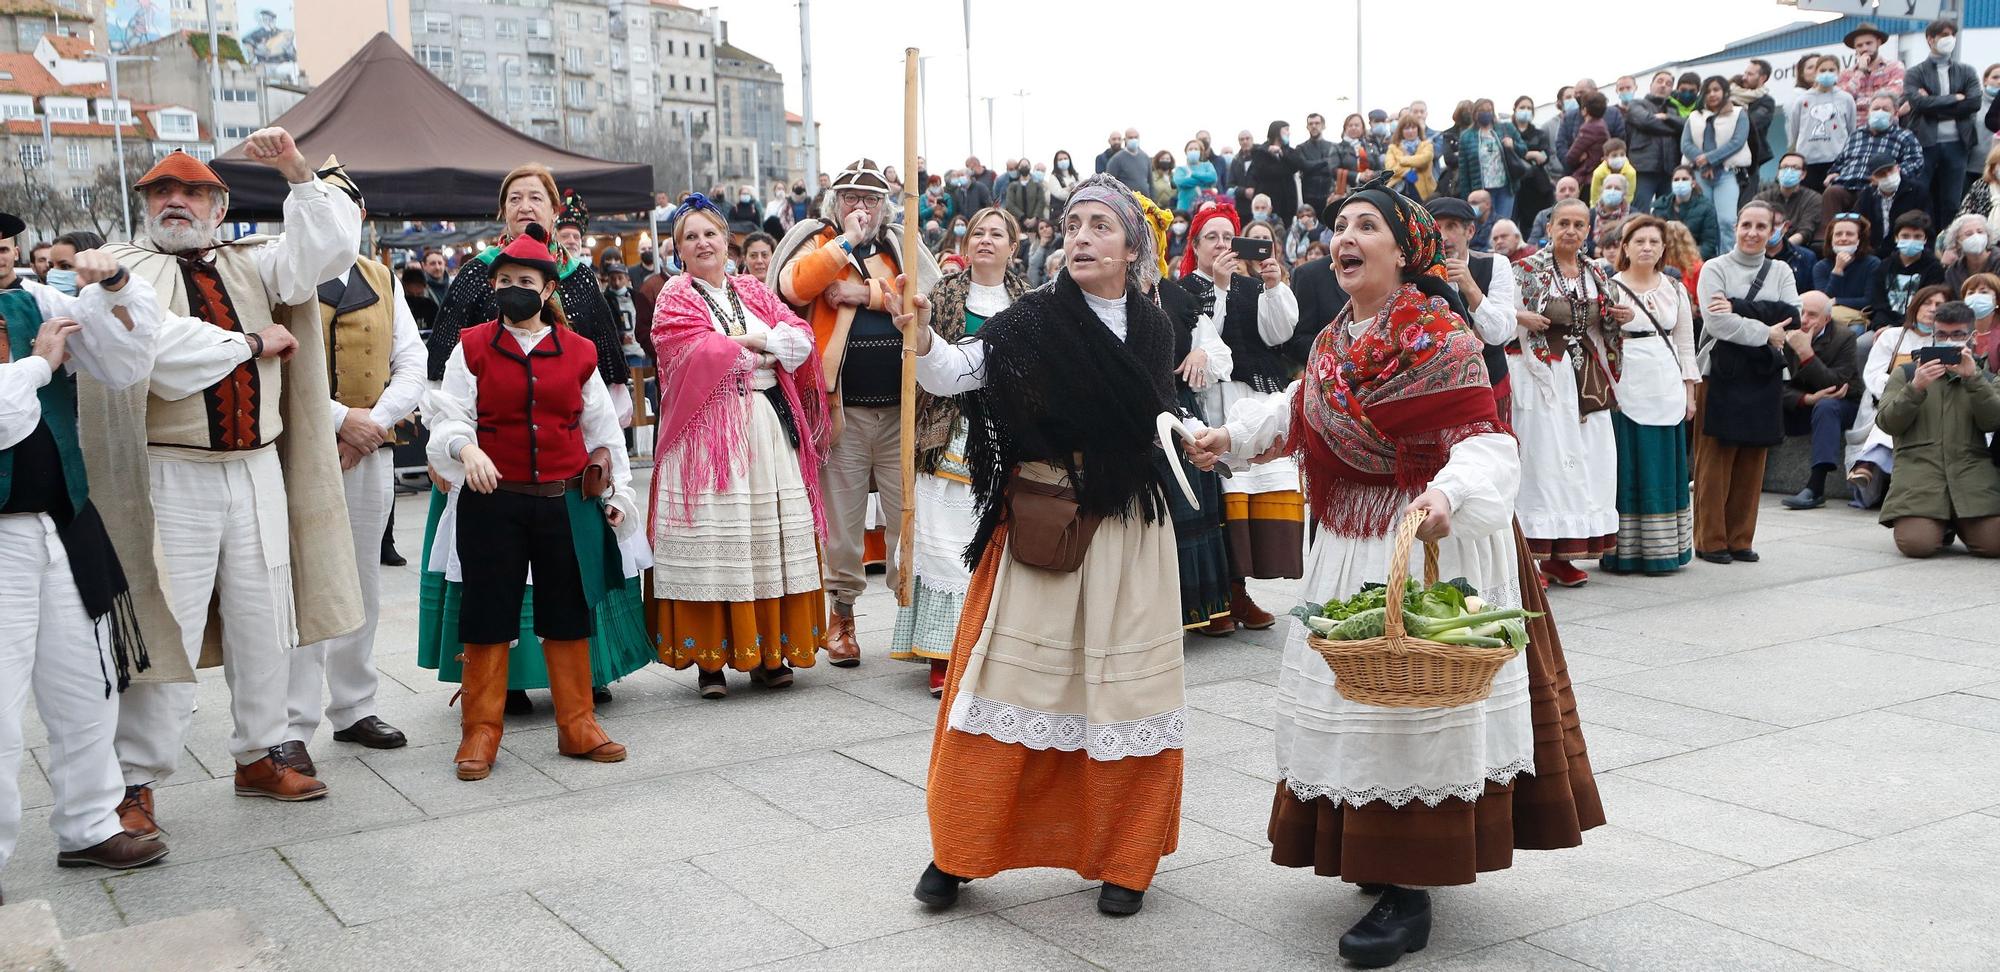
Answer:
[{"xmin": 495, "ymin": 285, "xmax": 545, "ymax": 323}]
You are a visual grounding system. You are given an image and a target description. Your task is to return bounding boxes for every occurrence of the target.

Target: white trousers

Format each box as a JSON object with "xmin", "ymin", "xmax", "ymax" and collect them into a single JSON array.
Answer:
[
  {"xmin": 286, "ymin": 448, "xmax": 388, "ymax": 739},
  {"xmin": 0, "ymin": 513, "xmax": 125, "ymax": 870},
  {"xmin": 115, "ymin": 451, "xmax": 296, "ymax": 784}
]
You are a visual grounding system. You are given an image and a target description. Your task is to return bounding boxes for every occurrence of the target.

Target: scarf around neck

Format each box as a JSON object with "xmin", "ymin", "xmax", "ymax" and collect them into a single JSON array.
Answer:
[{"xmin": 1290, "ymin": 282, "xmax": 1504, "ymax": 538}]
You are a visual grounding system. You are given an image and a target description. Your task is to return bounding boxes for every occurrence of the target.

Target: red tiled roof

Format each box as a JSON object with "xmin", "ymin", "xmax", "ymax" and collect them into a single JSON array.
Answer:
[
  {"xmin": 0, "ymin": 52, "xmax": 107, "ymax": 97},
  {"xmin": 785, "ymin": 111, "xmax": 802, "ymax": 124},
  {"xmin": 41, "ymin": 33, "xmax": 92, "ymax": 59}
]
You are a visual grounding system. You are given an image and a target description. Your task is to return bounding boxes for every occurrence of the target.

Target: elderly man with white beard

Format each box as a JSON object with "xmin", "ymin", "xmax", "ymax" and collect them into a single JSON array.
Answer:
[
  {"xmin": 772, "ymin": 159, "xmax": 941, "ymax": 665},
  {"xmin": 88, "ymin": 132, "xmax": 365, "ymax": 841}
]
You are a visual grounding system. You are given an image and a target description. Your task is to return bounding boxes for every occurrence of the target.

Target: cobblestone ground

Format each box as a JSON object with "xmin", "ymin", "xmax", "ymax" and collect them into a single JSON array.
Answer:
[{"xmin": 9, "ymin": 489, "xmax": 1999, "ymax": 971}]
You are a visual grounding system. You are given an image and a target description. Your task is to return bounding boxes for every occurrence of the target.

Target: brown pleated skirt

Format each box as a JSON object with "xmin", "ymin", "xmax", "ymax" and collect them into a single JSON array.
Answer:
[
  {"xmin": 1225, "ymin": 490, "xmax": 1306, "ymax": 579},
  {"xmin": 926, "ymin": 523, "xmax": 1185, "ymax": 891},
  {"xmin": 1267, "ymin": 523, "xmax": 1604, "ymax": 887}
]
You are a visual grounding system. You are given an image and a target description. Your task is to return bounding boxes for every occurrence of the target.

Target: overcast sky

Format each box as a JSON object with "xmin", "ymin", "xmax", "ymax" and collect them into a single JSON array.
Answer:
[{"xmin": 718, "ymin": 0, "xmax": 1833, "ymax": 177}]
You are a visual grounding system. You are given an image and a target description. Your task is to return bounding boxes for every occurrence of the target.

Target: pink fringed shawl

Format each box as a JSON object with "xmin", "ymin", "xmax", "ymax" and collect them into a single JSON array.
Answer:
[{"xmin": 648, "ymin": 273, "xmax": 830, "ymax": 541}]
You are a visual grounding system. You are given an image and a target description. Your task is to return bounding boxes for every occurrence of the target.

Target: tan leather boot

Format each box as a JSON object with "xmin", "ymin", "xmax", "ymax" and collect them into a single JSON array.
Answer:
[
  {"xmin": 825, "ymin": 611, "xmax": 861, "ymax": 667},
  {"xmin": 544, "ymin": 638, "xmax": 626, "ymax": 762},
  {"xmin": 455, "ymin": 642, "xmax": 510, "ymax": 780}
]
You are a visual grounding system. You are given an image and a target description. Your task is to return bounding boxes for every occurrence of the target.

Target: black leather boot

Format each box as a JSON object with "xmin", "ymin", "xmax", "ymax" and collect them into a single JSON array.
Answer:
[
  {"xmin": 1337, "ymin": 885, "xmax": 1431, "ymax": 968},
  {"xmin": 913, "ymin": 862, "xmax": 971, "ymax": 908},
  {"xmin": 1097, "ymin": 882, "xmax": 1146, "ymax": 915}
]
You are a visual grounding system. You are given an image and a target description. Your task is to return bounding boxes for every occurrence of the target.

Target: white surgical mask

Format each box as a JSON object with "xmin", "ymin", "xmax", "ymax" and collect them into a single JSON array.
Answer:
[
  {"xmin": 1833, "ymin": 244, "xmax": 1859, "ymax": 256},
  {"xmin": 1937, "ymin": 35, "xmax": 1958, "ymax": 56},
  {"xmin": 1964, "ymin": 233, "xmax": 1989, "ymax": 255},
  {"xmin": 1968, "ymin": 293, "xmax": 1997, "ymax": 318}
]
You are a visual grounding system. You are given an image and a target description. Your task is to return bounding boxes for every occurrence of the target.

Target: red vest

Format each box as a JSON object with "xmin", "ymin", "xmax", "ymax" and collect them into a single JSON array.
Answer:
[{"xmin": 460, "ymin": 320, "xmax": 598, "ymax": 483}]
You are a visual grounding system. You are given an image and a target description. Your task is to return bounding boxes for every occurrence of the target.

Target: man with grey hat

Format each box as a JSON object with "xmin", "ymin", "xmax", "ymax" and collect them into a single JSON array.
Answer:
[
  {"xmin": 281, "ymin": 156, "xmax": 423, "ymax": 774},
  {"xmin": 1838, "ymin": 21, "xmax": 1906, "ymax": 128},
  {"xmin": 773, "ymin": 158, "xmax": 942, "ymax": 666}
]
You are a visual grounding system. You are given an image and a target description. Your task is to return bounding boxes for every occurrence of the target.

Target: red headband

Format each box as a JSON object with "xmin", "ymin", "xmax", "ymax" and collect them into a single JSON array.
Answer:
[{"xmin": 1177, "ymin": 200, "xmax": 1242, "ymax": 278}]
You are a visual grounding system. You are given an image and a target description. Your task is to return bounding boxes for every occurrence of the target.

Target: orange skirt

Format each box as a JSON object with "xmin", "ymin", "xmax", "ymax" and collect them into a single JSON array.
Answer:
[
  {"xmin": 925, "ymin": 523, "xmax": 1183, "ymax": 891},
  {"xmin": 648, "ymin": 589, "xmax": 825, "ymax": 672}
]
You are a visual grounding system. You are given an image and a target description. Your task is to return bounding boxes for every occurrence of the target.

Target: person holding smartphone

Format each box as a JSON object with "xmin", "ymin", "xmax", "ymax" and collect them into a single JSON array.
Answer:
[{"xmin": 1874, "ymin": 299, "xmax": 2000, "ymax": 557}]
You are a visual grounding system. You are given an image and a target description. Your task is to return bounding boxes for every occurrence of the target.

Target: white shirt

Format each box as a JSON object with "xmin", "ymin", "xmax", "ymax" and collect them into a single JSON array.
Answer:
[
  {"xmin": 423, "ymin": 323, "xmax": 638, "ymax": 535},
  {"xmin": 691, "ymin": 276, "xmax": 812, "ymax": 389},
  {"xmin": 323, "ymin": 269, "xmax": 428, "ymax": 432},
  {"xmin": 1454, "ymin": 252, "xmax": 1520, "ymax": 346},
  {"xmin": 0, "ymin": 276, "xmax": 161, "ymax": 449}
]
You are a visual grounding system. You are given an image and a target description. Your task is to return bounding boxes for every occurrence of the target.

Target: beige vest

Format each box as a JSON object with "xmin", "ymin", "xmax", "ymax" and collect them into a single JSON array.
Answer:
[
  {"xmin": 105, "ymin": 242, "xmax": 288, "ymax": 452},
  {"xmin": 320, "ymin": 258, "xmax": 395, "ymax": 410}
]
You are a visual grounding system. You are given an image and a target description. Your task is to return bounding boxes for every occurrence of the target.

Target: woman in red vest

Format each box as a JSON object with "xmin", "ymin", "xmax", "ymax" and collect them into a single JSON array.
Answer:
[{"xmin": 424, "ymin": 224, "xmax": 638, "ymax": 781}]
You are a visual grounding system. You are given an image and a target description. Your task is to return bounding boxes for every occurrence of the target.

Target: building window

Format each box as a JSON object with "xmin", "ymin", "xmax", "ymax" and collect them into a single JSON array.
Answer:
[
  {"xmin": 567, "ymin": 115, "xmax": 588, "ymax": 141},
  {"xmin": 18, "ymin": 144, "xmax": 43, "ymax": 169},
  {"xmin": 567, "ymin": 79, "xmax": 587, "ymax": 104},
  {"xmin": 221, "ymin": 125, "xmax": 256, "ymax": 139},
  {"xmin": 564, "ymin": 11, "xmax": 579, "ymax": 29},
  {"xmin": 1, "ymin": 102, "xmax": 31, "ymax": 121},
  {"xmin": 699, "ymin": 43, "xmax": 705, "ymax": 58},
  {"xmin": 221, "ymin": 88, "xmax": 257, "ymax": 103},
  {"xmin": 47, "ymin": 102, "xmax": 86, "ymax": 122},
  {"xmin": 192, "ymin": 146, "xmax": 215, "ymax": 162},
  {"xmin": 459, "ymin": 17, "xmax": 483, "ymax": 39},
  {"xmin": 529, "ymin": 54, "xmax": 554, "ymax": 76},
  {"xmin": 16, "ymin": 19, "xmax": 46, "ymax": 50},
  {"xmin": 668, "ymin": 74, "xmax": 676, "ymax": 90},
  {"xmin": 463, "ymin": 85, "xmax": 488, "ymax": 105},
  {"xmin": 530, "ymin": 85, "xmax": 554, "ymax": 107},
  {"xmin": 97, "ymin": 101, "xmax": 132, "ymax": 124},
  {"xmin": 528, "ymin": 18, "xmax": 551, "ymax": 40},
  {"xmin": 564, "ymin": 46, "xmax": 583, "ymax": 72},
  {"xmin": 66, "ymin": 141, "xmax": 90, "ymax": 170},
  {"xmin": 415, "ymin": 45, "xmax": 454, "ymax": 75},
  {"xmin": 495, "ymin": 18, "xmax": 518, "ymax": 38},
  {"xmin": 157, "ymin": 112, "xmax": 195, "ymax": 136},
  {"xmin": 423, "ymin": 12, "xmax": 451, "ymax": 34},
  {"xmin": 71, "ymin": 186, "xmax": 92, "ymax": 208},
  {"xmin": 462, "ymin": 52, "xmax": 486, "ymax": 74},
  {"xmin": 610, "ymin": 47, "xmax": 624, "ymax": 71}
]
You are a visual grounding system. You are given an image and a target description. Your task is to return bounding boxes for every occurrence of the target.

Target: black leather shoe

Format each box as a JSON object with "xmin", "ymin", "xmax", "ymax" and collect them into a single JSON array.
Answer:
[
  {"xmin": 1357, "ymin": 882, "xmax": 1389, "ymax": 896},
  {"xmin": 1696, "ymin": 550, "xmax": 1733, "ymax": 565},
  {"xmin": 277, "ymin": 740, "xmax": 316, "ymax": 778},
  {"xmin": 1097, "ymin": 882, "xmax": 1146, "ymax": 915},
  {"xmin": 913, "ymin": 862, "xmax": 971, "ymax": 909},
  {"xmin": 592, "ymin": 685, "xmax": 613, "ymax": 705},
  {"xmin": 333, "ymin": 716, "xmax": 407, "ymax": 749},
  {"xmin": 1338, "ymin": 886, "xmax": 1431, "ymax": 968},
  {"xmin": 1781, "ymin": 489, "xmax": 1824, "ymax": 510},
  {"xmin": 1730, "ymin": 548, "xmax": 1761, "ymax": 563},
  {"xmin": 380, "ymin": 545, "xmax": 407, "ymax": 567},
  {"xmin": 505, "ymin": 689, "xmax": 534, "ymax": 715}
]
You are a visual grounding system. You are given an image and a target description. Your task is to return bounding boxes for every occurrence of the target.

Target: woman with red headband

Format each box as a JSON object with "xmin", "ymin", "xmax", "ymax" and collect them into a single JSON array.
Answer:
[{"xmin": 1188, "ymin": 178, "xmax": 1602, "ymax": 969}]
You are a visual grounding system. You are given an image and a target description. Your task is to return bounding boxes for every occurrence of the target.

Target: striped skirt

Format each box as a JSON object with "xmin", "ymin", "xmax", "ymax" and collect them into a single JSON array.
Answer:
[{"xmin": 1601, "ymin": 413, "xmax": 1693, "ymax": 574}]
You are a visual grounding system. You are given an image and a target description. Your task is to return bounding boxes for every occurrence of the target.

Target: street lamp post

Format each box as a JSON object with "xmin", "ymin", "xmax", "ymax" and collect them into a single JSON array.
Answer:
[
  {"xmin": 980, "ymin": 96, "xmax": 996, "ymax": 164},
  {"xmin": 86, "ymin": 50, "xmax": 154, "ymax": 240},
  {"xmin": 1010, "ymin": 89, "xmax": 1029, "ymax": 158}
]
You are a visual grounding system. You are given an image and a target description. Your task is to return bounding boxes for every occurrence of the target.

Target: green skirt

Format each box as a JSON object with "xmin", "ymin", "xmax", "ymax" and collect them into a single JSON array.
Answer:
[
  {"xmin": 1601, "ymin": 414, "xmax": 1694, "ymax": 574},
  {"xmin": 415, "ymin": 487, "xmax": 654, "ymax": 688}
]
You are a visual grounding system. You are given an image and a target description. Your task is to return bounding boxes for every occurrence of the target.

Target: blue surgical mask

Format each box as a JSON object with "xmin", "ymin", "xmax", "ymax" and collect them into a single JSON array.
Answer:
[
  {"xmin": 1187, "ymin": 150, "xmax": 1202, "ymax": 164},
  {"xmin": 1818, "ymin": 71, "xmax": 1840, "ymax": 89},
  {"xmin": 1563, "ymin": 97, "xmax": 1579, "ymax": 112},
  {"xmin": 44, "ymin": 268, "xmax": 77, "ymax": 295},
  {"xmin": 1125, "ymin": 139, "xmax": 1140, "ymax": 152},
  {"xmin": 1252, "ymin": 211, "xmax": 1271, "ymax": 223},
  {"xmin": 1778, "ymin": 168, "xmax": 1803, "ymax": 188},
  {"xmin": 953, "ymin": 224, "xmax": 967, "ymax": 236},
  {"xmin": 1056, "ymin": 158, "xmax": 1071, "ymax": 171},
  {"xmin": 953, "ymin": 176, "xmax": 969, "ymax": 188},
  {"xmin": 1671, "ymin": 180, "xmax": 1693, "ymax": 200},
  {"xmin": 1514, "ymin": 109, "xmax": 1533, "ymax": 126},
  {"xmin": 1471, "ymin": 204, "xmax": 1484, "ymax": 219},
  {"xmin": 1618, "ymin": 90, "xmax": 1635, "ymax": 104},
  {"xmin": 739, "ymin": 193, "xmax": 752, "ymax": 204},
  {"xmin": 1600, "ymin": 188, "xmax": 1625, "ymax": 207},
  {"xmin": 1371, "ymin": 123, "xmax": 1390, "ymax": 138},
  {"xmin": 1031, "ymin": 170, "xmax": 1045, "ymax": 183},
  {"xmin": 1970, "ymin": 294, "xmax": 1997, "ymax": 318},
  {"xmin": 1868, "ymin": 109, "xmax": 1894, "ymax": 132},
  {"xmin": 1896, "ymin": 239, "xmax": 1926, "ymax": 259}
]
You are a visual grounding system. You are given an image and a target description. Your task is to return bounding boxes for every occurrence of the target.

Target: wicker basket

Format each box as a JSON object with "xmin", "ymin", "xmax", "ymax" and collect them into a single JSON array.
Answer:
[{"xmin": 1305, "ymin": 509, "xmax": 1517, "ymax": 709}]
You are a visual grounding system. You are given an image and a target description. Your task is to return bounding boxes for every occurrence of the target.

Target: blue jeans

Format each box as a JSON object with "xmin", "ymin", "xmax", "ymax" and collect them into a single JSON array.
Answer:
[
  {"xmin": 1698, "ymin": 170, "xmax": 1740, "ymax": 248},
  {"xmin": 1632, "ymin": 172, "xmax": 1666, "ymax": 214},
  {"xmin": 1785, "ymin": 395, "xmax": 1860, "ymax": 469}
]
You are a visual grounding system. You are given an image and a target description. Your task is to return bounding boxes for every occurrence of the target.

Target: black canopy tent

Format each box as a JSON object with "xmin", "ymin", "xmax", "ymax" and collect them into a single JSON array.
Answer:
[{"xmin": 211, "ymin": 32, "xmax": 652, "ymax": 222}]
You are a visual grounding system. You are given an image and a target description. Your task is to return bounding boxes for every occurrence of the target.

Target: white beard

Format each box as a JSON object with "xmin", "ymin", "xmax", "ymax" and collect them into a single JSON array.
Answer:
[{"xmin": 143, "ymin": 210, "xmax": 220, "ymax": 252}]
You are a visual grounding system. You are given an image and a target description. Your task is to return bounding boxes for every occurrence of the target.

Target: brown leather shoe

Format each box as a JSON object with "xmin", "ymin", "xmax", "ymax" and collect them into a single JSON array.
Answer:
[
  {"xmin": 234, "ymin": 751, "xmax": 329, "ymax": 801},
  {"xmin": 545, "ymin": 638, "xmax": 627, "ymax": 763},
  {"xmin": 332, "ymin": 715, "xmax": 407, "ymax": 749},
  {"xmin": 278, "ymin": 740, "xmax": 316, "ymax": 777},
  {"xmin": 825, "ymin": 611, "xmax": 861, "ymax": 667},
  {"xmin": 456, "ymin": 642, "xmax": 510, "ymax": 781},
  {"xmin": 57, "ymin": 831, "xmax": 170, "ymax": 870},
  {"xmin": 1194, "ymin": 613, "xmax": 1236, "ymax": 637},
  {"xmin": 1230, "ymin": 581, "xmax": 1276, "ymax": 630},
  {"xmin": 117, "ymin": 784, "xmax": 160, "ymax": 840}
]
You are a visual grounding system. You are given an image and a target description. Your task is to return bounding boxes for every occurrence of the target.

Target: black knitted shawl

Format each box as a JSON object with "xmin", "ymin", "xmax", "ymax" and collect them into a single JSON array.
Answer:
[{"xmin": 960, "ymin": 270, "xmax": 1179, "ymax": 567}]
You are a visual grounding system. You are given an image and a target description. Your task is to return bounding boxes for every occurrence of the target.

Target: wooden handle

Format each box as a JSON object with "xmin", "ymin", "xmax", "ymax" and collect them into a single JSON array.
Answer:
[
  {"xmin": 895, "ymin": 47, "xmax": 922, "ymax": 606},
  {"xmin": 1380, "ymin": 508, "xmax": 1440, "ymax": 645}
]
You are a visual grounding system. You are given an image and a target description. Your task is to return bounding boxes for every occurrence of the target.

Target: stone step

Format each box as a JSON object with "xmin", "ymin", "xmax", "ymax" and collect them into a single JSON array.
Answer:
[
  {"xmin": 62, "ymin": 909, "xmax": 281, "ymax": 972},
  {"xmin": 0, "ymin": 899, "xmax": 67, "ymax": 972}
]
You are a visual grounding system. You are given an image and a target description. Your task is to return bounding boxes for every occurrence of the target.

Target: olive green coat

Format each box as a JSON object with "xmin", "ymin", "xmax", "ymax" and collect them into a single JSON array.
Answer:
[{"xmin": 1876, "ymin": 361, "xmax": 2000, "ymax": 524}]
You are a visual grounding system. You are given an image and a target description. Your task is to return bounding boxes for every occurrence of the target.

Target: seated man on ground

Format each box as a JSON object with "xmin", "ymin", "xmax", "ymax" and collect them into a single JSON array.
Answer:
[{"xmin": 1780, "ymin": 291, "xmax": 1864, "ymax": 509}]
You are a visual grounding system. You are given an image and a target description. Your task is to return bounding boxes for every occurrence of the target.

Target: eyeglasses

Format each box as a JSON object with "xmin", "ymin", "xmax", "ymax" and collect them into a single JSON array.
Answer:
[{"xmin": 837, "ymin": 192, "xmax": 884, "ymax": 208}]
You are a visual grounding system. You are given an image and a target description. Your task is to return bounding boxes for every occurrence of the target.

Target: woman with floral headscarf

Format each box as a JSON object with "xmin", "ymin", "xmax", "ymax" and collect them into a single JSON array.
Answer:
[{"xmin": 1189, "ymin": 177, "xmax": 1603, "ymax": 969}]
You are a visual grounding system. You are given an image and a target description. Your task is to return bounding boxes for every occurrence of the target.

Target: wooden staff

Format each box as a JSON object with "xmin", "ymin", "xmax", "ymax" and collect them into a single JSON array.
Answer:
[{"xmin": 896, "ymin": 47, "xmax": 921, "ymax": 606}]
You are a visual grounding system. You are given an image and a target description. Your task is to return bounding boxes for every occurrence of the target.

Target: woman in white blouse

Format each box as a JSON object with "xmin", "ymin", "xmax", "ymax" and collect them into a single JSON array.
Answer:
[
  {"xmin": 1605, "ymin": 214, "xmax": 1700, "ymax": 573},
  {"xmin": 647, "ymin": 196, "xmax": 831, "ymax": 700}
]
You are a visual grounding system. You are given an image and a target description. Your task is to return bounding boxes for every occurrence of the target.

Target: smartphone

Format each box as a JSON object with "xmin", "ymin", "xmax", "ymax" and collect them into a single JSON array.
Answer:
[
  {"xmin": 1230, "ymin": 236, "xmax": 1273, "ymax": 264},
  {"xmin": 1913, "ymin": 345, "xmax": 1963, "ymax": 366}
]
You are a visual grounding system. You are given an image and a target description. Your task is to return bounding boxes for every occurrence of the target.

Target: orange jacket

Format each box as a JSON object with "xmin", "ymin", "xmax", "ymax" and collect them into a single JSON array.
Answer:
[{"xmin": 777, "ymin": 225, "xmax": 906, "ymax": 367}]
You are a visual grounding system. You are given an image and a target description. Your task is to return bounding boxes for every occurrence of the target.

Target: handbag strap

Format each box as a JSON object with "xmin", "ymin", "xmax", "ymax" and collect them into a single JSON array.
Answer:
[
  {"xmin": 1612, "ymin": 279, "xmax": 1669, "ymax": 340},
  {"xmin": 1743, "ymin": 257, "xmax": 1773, "ymax": 303}
]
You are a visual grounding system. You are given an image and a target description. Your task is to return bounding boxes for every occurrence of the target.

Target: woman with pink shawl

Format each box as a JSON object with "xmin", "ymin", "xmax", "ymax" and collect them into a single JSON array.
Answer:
[{"xmin": 649, "ymin": 195, "xmax": 831, "ymax": 699}]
